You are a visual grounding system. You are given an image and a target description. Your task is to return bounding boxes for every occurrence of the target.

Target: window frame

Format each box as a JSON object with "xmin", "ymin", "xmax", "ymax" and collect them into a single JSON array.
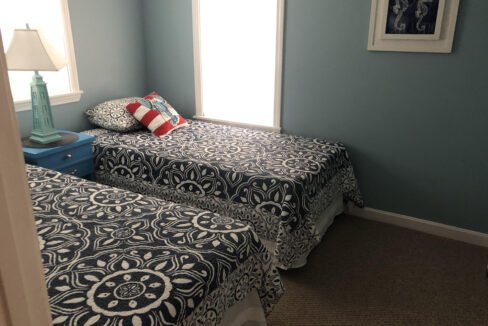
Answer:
[
  {"xmin": 12, "ymin": 0, "xmax": 82, "ymax": 112},
  {"xmin": 191, "ymin": 0, "xmax": 285, "ymax": 132}
]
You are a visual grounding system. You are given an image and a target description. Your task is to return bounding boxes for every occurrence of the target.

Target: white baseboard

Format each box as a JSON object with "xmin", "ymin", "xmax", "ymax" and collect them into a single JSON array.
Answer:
[{"xmin": 346, "ymin": 204, "xmax": 488, "ymax": 248}]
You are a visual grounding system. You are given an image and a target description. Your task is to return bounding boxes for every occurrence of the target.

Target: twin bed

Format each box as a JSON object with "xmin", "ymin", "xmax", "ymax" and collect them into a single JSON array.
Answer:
[
  {"xmin": 29, "ymin": 164, "xmax": 283, "ymax": 325},
  {"xmin": 86, "ymin": 120, "xmax": 363, "ymax": 269},
  {"xmin": 29, "ymin": 118, "xmax": 362, "ymax": 325}
]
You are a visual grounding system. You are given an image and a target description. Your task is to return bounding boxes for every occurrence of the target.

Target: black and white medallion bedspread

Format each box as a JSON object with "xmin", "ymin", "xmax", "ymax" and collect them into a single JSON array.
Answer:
[
  {"xmin": 27, "ymin": 165, "xmax": 283, "ymax": 326},
  {"xmin": 87, "ymin": 120, "xmax": 363, "ymax": 269}
]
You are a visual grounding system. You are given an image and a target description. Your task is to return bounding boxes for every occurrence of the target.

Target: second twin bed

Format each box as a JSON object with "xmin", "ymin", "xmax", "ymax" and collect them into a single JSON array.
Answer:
[
  {"xmin": 85, "ymin": 120, "xmax": 363, "ymax": 269},
  {"xmin": 29, "ymin": 165, "xmax": 283, "ymax": 325}
]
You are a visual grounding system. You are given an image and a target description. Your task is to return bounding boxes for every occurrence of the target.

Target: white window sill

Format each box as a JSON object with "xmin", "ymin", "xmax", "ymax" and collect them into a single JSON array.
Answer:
[
  {"xmin": 193, "ymin": 115, "xmax": 281, "ymax": 133},
  {"xmin": 14, "ymin": 90, "xmax": 83, "ymax": 112}
]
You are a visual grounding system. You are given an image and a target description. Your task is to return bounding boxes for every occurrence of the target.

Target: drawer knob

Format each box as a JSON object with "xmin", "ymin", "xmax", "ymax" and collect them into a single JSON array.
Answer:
[
  {"xmin": 70, "ymin": 169, "xmax": 78, "ymax": 175},
  {"xmin": 65, "ymin": 153, "xmax": 73, "ymax": 159}
]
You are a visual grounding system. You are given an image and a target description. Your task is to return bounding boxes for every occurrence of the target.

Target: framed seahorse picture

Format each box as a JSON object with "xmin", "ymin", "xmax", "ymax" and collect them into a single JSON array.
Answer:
[
  {"xmin": 368, "ymin": 0, "xmax": 460, "ymax": 53},
  {"xmin": 383, "ymin": 0, "xmax": 446, "ymax": 40}
]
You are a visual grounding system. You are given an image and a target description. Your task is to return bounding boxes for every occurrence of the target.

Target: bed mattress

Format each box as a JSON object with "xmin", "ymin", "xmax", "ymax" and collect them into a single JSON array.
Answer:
[
  {"xmin": 27, "ymin": 164, "xmax": 283, "ymax": 325},
  {"xmin": 86, "ymin": 120, "xmax": 363, "ymax": 269}
]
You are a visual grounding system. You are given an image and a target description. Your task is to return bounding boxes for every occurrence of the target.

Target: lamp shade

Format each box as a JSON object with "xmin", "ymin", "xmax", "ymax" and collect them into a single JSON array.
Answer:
[{"xmin": 5, "ymin": 28, "xmax": 66, "ymax": 71}]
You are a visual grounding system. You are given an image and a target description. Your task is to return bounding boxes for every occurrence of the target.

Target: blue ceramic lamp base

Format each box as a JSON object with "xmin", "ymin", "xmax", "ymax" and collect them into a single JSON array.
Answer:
[{"xmin": 29, "ymin": 71, "xmax": 61, "ymax": 144}]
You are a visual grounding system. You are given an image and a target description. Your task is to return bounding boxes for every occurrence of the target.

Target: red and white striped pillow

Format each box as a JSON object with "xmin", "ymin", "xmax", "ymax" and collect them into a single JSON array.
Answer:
[{"xmin": 126, "ymin": 92, "xmax": 188, "ymax": 136}]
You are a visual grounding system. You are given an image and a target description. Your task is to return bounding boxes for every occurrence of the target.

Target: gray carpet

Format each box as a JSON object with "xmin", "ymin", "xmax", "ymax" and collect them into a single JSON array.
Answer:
[{"xmin": 267, "ymin": 215, "xmax": 488, "ymax": 326}]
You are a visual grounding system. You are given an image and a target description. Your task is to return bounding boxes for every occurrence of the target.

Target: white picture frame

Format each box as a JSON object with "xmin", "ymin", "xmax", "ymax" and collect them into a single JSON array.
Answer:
[{"xmin": 368, "ymin": 0, "xmax": 460, "ymax": 53}]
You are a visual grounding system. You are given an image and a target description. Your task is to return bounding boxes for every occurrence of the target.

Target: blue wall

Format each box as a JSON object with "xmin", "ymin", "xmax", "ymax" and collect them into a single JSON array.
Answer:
[
  {"xmin": 141, "ymin": 0, "xmax": 488, "ymax": 233},
  {"xmin": 280, "ymin": 0, "xmax": 487, "ymax": 233},
  {"xmin": 16, "ymin": 0, "xmax": 146, "ymax": 135},
  {"xmin": 142, "ymin": 0, "xmax": 195, "ymax": 118}
]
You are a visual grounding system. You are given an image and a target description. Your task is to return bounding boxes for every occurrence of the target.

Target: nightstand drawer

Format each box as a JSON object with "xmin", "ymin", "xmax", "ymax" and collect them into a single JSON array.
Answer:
[
  {"xmin": 59, "ymin": 159, "xmax": 94, "ymax": 178},
  {"xmin": 28, "ymin": 144, "xmax": 93, "ymax": 168}
]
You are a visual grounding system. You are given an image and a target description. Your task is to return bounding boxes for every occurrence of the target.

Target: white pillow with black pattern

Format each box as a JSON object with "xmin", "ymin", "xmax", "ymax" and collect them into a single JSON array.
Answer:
[{"xmin": 85, "ymin": 97, "xmax": 144, "ymax": 132}]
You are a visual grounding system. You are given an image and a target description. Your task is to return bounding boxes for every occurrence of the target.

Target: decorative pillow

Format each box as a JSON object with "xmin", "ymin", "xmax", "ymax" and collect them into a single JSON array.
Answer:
[
  {"xmin": 126, "ymin": 92, "xmax": 188, "ymax": 136},
  {"xmin": 85, "ymin": 97, "xmax": 143, "ymax": 132}
]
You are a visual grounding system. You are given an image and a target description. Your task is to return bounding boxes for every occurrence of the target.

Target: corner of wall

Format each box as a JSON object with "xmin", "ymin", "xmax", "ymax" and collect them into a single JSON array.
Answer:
[{"xmin": 140, "ymin": 0, "xmax": 150, "ymax": 95}]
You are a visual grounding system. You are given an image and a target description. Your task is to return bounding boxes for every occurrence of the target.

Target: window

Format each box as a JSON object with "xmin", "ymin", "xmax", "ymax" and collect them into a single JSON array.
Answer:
[
  {"xmin": 192, "ymin": 0, "xmax": 284, "ymax": 131},
  {"xmin": 0, "ymin": 0, "xmax": 81, "ymax": 111}
]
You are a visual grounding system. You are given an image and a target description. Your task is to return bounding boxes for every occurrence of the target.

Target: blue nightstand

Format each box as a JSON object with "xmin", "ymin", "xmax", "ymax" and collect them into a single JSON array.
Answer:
[{"xmin": 23, "ymin": 130, "xmax": 95, "ymax": 179}]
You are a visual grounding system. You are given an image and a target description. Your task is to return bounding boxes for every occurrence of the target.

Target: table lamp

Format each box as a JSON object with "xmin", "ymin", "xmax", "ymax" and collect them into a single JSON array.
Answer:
[{"xmin": 5, "ymin": 25, "xmax": 66, "ymax": 144}]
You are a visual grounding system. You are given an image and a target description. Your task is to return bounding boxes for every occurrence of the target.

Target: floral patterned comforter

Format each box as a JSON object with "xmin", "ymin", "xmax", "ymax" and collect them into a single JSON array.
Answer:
[
  {"xmin": 28, "ymin": 165, "xmax": 283, "ymax": 325},
  {"xmin": 86, "ymin": 120, "xmax": 363, "ymax": 269}
]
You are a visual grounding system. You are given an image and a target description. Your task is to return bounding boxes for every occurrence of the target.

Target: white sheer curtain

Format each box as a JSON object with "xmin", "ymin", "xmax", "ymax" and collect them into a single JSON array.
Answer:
[{"xmin": 198, "ymin": 0, "xmax": 278, "ymax": 127}]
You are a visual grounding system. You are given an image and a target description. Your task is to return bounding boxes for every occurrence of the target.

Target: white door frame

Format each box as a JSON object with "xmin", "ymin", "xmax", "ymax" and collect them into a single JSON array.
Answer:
[{"xmin": 0, "ymin": 31, "xmax": 52, "ymax": 326}]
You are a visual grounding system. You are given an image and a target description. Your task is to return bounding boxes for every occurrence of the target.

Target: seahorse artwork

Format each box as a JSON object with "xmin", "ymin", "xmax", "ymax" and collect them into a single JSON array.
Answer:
[
  {"xmin": 392, "ymin": 0, "xmax": 411, "ymax": 33},
  {"xmin": 415, "ymin": 0, "xmax": 434, "ymax": 33}
]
